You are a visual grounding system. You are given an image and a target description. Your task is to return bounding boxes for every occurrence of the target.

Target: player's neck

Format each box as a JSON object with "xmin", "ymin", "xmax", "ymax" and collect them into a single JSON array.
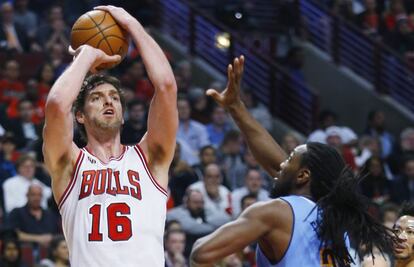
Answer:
[
  {"xmin": 86, "ymin": 135, "xmax": 124, "ymax": 163},
  {"xmin": 396, "ymin": 257, "xmax": 414, "ymax": 267}
]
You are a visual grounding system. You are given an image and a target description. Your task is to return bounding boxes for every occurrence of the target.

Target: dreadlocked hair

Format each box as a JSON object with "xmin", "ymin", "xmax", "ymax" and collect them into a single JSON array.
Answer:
[{"xmin": 302, "ymin": 142, "xmax": 396, "ymax": 266}]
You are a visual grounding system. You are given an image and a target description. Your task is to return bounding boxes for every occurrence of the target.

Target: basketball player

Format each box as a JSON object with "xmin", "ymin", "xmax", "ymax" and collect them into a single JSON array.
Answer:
[
  {"xmin": 394, "ymin": 202, "xmax": 414, "ymax": 267},
  {"xmin": 190, "ymin": 56, "xmax": 396, "ymax": 267},
  {"xmin": 42, "ymin": 5, "xmax": 177, "ymax": 267}
]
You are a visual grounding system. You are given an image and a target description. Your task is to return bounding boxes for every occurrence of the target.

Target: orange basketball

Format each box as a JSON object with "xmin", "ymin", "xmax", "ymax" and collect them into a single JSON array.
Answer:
[{"xmin": 71, "ymin": 10, "xmax": 129, "ymax": 70}]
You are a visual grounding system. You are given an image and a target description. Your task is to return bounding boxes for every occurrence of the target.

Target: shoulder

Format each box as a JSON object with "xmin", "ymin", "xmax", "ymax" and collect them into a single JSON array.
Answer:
[
  {"xmin": 3, "ymin": 176, "xmax": 19, "ymax": 187},
  {"xmin": 190, "ymin": 120, "xmax": 207, "ymax": 130},
  {"xmin": 242, "ymin": 199, "xmax": 292, "ymax": 225}
]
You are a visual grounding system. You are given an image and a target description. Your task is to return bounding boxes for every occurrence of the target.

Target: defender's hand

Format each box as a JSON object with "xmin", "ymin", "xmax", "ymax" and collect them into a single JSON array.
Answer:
[
  {"xmin": 206, "ymin": 55, "xmax": 245, "ymax": 110},
  {"xmin": 69, "ymin": 45, "xmax": 121, "ymax": 73}
]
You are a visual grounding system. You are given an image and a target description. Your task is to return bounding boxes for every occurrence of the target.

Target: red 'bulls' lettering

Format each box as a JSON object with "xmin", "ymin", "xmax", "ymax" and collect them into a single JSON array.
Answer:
[
  {"xmin": 78, "ymin": 168, "xmax": 142, "ymax": 200},
  {"xmin": 127, "ymin": 170, "xmax": 142, "ymax": 200},
  {"xmin": 79, "ymin": 170, "xmax": 96, "ymax": 200}
]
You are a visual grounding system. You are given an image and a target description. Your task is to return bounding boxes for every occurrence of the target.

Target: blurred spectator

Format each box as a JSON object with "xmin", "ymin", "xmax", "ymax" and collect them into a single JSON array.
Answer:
[
  {"xmin": 120, "ymin": 59, "xmax": 153, "ymax": 103},
  {"xmin": 164, "ymin": 230, "xmax": 188, "ymax": 267},
  {"xmin": 0, "ymin": 60, "xmax": 25, "ymax": 106},
  {"xmin": 218, "ymin": 130, "xmax": 245, "ymax": 189},
  {"xmin": 380, "ymin": 202, "xmax": 400, "ymax": 229},
  {"xmin": 382, "ymin": 0, "xmax": 407, "ymax": 33},
  {"xmin": 192, "ymin": 145, "xmax": 218, "ymax": 181},
  {"xmin": 240, "ymin": 88, "xmax": 273, "ymax": 132},
  {"xmin": 0, "ymin": 238, "xmax": 28, "ymax": 267},
  {"xmin": 231, "ymin": 168, "xmax": 269, "ymax": 217},
  {"xmin": 38, "ymin": 235, "xmax": 69, "ymax": 267},
  {"xmin": 355, "ymin": 135, "xmax": 381, "ymax": 167},
  {"xmin": 189, "ymin": 163, "xmax": 232, "ymax": 223},
  {"xmin": 6, "ymin": 98, "xmax": 41, "ymax": 150},
  {"xmin": 308, "ymin": 110, "xmax": 338, "ymax": 143},
  {"xmin": 241, "ymin": 193, "xmax": 257, "ymax": 212},
  {"xmin": 365, "ymin": 110, "xmax": 394, "ymax": 159},
  {"xmin": 385, "ymin": 16, "xmax": 414, "ymax": 56},
  {"xmin": 36, "ymin": 5, "xmax": 69, "ymax": 51},
  {"xmin": 325, "ymin": 126, "xmax": 357, "ymax": 170},
  {"xmin": 188, "ymin": 87, "xmax": 214, "ymax": 124},
  {"xmin": 281, "ymin": 132, "xmax": 302, "ymax": 154},
  {"xmin": 392, "ymin": 156, "xmax": 414, "ymax": 203},
  {"xmin": 121, "ymin": 99, "xmax": 147, "ymax": 145},
  {"xmin": 13, "ymin": 0, "xmax": 37, "ymax": 39},
  {"xmin": 35, "ymin": 63, "xmax": 55, "ymax": 101},
  {"xmin": 177, "ymin": 97, "xmax": 210, "ymax": 165},
  {"xmin": 3, "ymin": 154, "xmax": 51, "ymax": 214},
  {"xmin": 0, "ymin": 2, "xmax": 29, "ymax": 52},
  {"xmin": 175, "ymin": 60, "xmax": 192, "ymax": 93},
  {"xmin": 165, "ymin": 220, "xmax": 182, "ymax": 232},
  {"xmin": 47, "ymin": 43, "xmax": 68, "ymax": 77},
  {"xmin": 206, "ymin": 105, "xmax": 232, "ymax": 148},
  {"xmin": 167, "ymin": 190, "xmax": 221, "ymax": 252},
  {"xmin": 7, "ymin": 184, "xmax": 58, "ymax": 246},
  {"xmin": 332, "ymin": 0, "xmax": 355, "ymax": 21},
  {"xmin": 360, "ymin": 156, "xmax": 390, "ymax": 204},
  {"xmin": 169, "ymin": 142, "xmax": 198, "ymax": 206},
  {"xmin": 356, "ymin": 0, "xmax": 381, "ymax": 37},
  {"xmin": 389, "ymin": 127, "xmax": 414, "ymax": 175}
]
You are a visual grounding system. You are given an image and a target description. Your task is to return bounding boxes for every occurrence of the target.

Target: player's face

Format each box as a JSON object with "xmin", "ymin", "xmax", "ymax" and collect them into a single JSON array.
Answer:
[
  {"xmin": 80, "ymin": 83, "xmax": 123, "ymax": 132},
  {"xmin": 394, "ymin": 215, "xmax": 414, "ymax": 260},
  {"xmin": 271, "ymin": 145, "xmax": 307, "ymax": 198}
]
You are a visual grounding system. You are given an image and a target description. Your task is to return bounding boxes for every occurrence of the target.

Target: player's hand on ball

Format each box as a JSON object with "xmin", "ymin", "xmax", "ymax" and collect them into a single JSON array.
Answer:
[
  {"xmin": 94, "ymin": 5, "xmax": 138, "ymax": 30},
  {"xmin": 206, "ymin": 55, "xmax": 245, "ymax": 110},
  {"xmin": 69, "ymin": 45, "xmax": 121, "ymax": 73}
]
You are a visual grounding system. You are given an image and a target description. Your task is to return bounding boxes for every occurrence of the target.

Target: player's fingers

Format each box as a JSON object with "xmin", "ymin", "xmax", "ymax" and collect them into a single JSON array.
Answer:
[
  {"xmin": 227, "ymin": 64, "xmax": 234, "ymax": 84},
  {"xmin": 68, "ymin": 46, "xmax": 76, "ymax": 55},
  {"xmin": 239, "ymin": 55, "xmax": 245, "ymax": 76},
  {"xmin": 104, "ymin": 54, "xmax": 121, "ymax": 63},
  {"xmin": 206, "ymin": 89, "xmax": 222, "ymax": 103},
  {"xmin": 234, "ymin": 57, "xmax": 240, "ymax": 82},
  {"xmin": 94, "ymin": 6, "xmax": 110, "ymax": 11}
]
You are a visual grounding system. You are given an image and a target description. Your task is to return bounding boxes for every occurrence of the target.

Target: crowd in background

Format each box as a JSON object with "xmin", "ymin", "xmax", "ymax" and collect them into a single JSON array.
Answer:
[
  {"xmin": 320, "ymin": 0, "xmax": 414, "ymax": 58},
  {"xmin": 0, "ymin": 0, "xmax": 413, "ymax": 267}
]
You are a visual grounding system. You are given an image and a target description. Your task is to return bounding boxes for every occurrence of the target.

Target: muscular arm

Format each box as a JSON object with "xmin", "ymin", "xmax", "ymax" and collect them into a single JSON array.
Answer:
[
  {"xmin": 190, "ymin": 200, "xmax": 287, "ymax": 267},
  {"xmin": 43, "ymin": 46, "xmax": 120, "ymax": 200},
  {"xmin": 207, "ymin": 57, "xmax": 286, "ymax": 177},
  {"xmin": 131, "ymin": 25, "xmax": 178, "ymax": 170},
  {"xmin": 95, "ymin": 6, "xmax": 178, "ymax": 189}
]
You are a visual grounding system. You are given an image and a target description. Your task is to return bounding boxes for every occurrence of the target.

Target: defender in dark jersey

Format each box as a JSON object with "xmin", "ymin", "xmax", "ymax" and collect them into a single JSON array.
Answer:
[{"xmin": 190, "ymin": 56, "xmax": 397, "ymax": 267}]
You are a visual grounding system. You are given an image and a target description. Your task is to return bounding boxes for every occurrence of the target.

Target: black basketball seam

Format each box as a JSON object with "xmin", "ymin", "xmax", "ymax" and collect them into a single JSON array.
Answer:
[
  {"xmin": 72, "ymin": 23, "xmax": 118, "ymax": 47},
  {"xmin": 99, "ymin": 35, "xmax": 128, "ymax": 55},
  {"xmin": 72, "ymin": 11, "xmax": 107, "ymax": 31},
  {"xmin": 86, "ymin": 13, "xmax": 114, "ymax": 55}
]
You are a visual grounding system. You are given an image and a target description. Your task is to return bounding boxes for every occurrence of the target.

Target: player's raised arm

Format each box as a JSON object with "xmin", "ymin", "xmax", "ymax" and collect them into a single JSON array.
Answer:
[
  {"xmin": 207, "ymin": 56, "xmax": 286, "ymax": 177},
  {"xmin": 43, "ymin": 45, "xmax": 120, "ymax": 196},
  {"xmin": 95, "ymin": 6, "xmax": 178, "ymax": 189}
]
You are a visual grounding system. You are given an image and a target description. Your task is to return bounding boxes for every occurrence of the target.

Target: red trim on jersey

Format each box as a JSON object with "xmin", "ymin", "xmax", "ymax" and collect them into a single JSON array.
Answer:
[
  {"xmin": 58, "ymin": 151, "xmax": 85, "ymax": 210},
  {"xmin": 83, "ymin": 145, "xmax": 127, "ymax": 165},
  {"xmin": 133, "ymin": 145, "xmax": 168, "ymax": 197}
]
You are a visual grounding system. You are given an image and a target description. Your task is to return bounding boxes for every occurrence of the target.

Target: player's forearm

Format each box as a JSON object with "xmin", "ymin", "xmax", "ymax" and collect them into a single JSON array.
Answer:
[
  {"xmin": 228, "ymin": 101, "xmax": 286, "ymax": 177},
  {"xmin": 128, "ymin": 22, "xmax": 176, "ymax": 91},
  {"xmin": 46, "ymin": 50, "xmax": 95, "ymax": 112}
]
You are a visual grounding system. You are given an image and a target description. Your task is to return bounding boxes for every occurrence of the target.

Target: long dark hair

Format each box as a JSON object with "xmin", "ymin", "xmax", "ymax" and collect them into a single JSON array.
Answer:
[{"xmin": 302, "ymin": 142, "xmax": 395, "ymax": 266}]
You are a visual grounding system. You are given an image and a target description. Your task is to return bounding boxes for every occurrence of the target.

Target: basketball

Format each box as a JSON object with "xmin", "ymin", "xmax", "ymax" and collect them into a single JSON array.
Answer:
[{"xmin": 71, "ymin": 10, "xmax": 129, "ymax": 70}]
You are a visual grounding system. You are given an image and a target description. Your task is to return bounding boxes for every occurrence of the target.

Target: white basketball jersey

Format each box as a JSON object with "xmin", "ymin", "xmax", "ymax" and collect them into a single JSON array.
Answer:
[{"xmin": 58, "ymin": 145, "xmax": 167, "ymax": 267}]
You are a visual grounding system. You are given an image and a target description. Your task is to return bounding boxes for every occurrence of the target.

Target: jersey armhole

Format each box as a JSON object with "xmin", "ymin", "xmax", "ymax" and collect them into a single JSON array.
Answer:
[
  {"xmin": 57, "ymin": 150, "xmax": 85, "ymax": 210},
  {"xmin": 272, "ymin": 197, "xmax": 295, "ymax": 265},
  {"xmin": 133, "ymin": 144, "xmax": 168, "ymax": 198}
]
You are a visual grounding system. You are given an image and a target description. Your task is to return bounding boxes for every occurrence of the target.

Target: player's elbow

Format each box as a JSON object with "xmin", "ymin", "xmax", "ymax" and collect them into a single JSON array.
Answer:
[
  {"xmin": 159, "ymin": 77, "xmax": 177, "ymax": 93},
  {"xmin": 190, "ymin": 239, "xmax": 212, "ymax": 265}
]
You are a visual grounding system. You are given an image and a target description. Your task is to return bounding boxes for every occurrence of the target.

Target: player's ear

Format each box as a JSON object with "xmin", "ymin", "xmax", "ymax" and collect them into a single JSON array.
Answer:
[
  {"xmin": 296, "ymin": 168, "xmax": 311, "ymax": 185},
  {"xmin": 75, "ymin": 111, "xmax": 85, "ymax": 124}
]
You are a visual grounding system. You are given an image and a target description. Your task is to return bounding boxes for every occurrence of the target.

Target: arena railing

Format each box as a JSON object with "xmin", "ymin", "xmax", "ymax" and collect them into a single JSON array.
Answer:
[
  {"xmin": 299, "ymin": 0, "xmax": 414, "ymax": 113},
  {"xmin": 157, "ymin": 0, "xmax": 319, "ymax": 134}
]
